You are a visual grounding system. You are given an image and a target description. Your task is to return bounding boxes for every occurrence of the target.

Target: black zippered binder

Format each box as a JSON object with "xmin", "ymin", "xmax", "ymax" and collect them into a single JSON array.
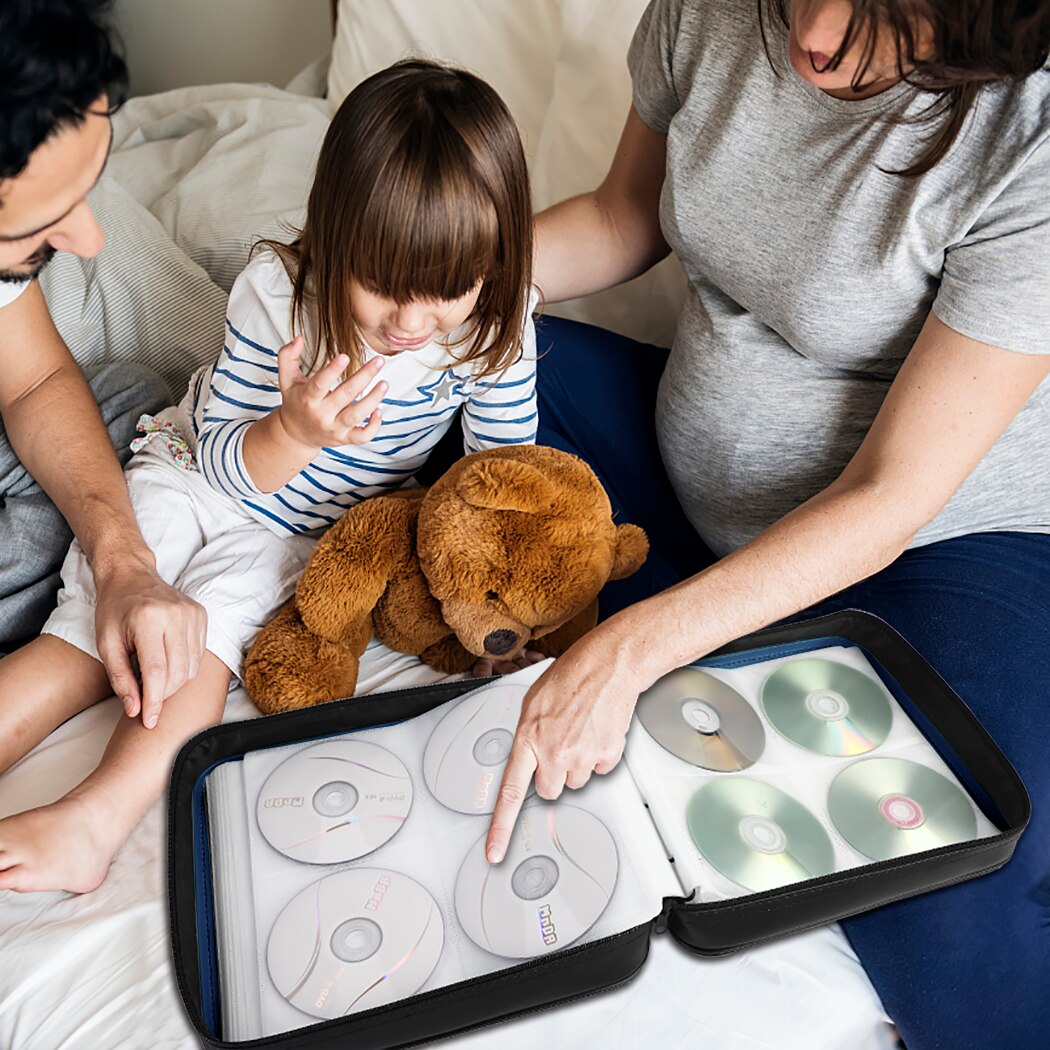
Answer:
[{"xmin": 167, "ymin": 609, "xmax": 1029, "ymax": 1049}]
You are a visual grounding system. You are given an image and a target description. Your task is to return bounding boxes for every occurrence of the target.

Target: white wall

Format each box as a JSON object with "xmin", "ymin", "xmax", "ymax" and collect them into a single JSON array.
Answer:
[{"xmin": 112, "ymin": 0, "xmax": 332, "ymax": 96}]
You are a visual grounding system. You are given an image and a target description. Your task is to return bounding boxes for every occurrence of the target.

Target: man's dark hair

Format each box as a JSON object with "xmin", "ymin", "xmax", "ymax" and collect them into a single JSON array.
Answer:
[{"xmin": 0, "ymin": 0, "xmax": 127, "ymax": 182}]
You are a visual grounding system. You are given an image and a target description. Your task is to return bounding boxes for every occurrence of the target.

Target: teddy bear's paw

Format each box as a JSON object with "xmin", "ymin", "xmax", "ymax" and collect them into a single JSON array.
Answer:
[{"xmin": 245, "ymin": 603, "xmax": 364, "ymax": 712}]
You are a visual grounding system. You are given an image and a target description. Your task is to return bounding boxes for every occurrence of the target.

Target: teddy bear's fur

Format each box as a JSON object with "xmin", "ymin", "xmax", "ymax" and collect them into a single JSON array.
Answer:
[{"xmin": 244, "ymin": 445, "xmax": 648, "ymax": 713}]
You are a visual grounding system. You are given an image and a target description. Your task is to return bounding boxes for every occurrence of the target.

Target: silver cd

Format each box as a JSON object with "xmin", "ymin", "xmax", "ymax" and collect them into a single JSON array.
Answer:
[
  {"xmin": 828, "ymin": 757, "xmax": 978, "ymax": 861},
  {"xmin": 267, "ymin": 867, "xmax": 443, "ymax": 1019},
  {"xmin": 257, "ymin": 739, "xmax": 412, "ymax": 863},
  {"xmin": 455, "ymin": 803, "xmax": 618, "ymax": 958},
  {"xmin": 423, "ymin": 680, "xmax": 533, "ymax": 814},
  {"xmin": 761, "ymin": 658, "xmax": 892, "ymax": 756},
  {"xmin": 687, "ymin": 778, "xmax": 836, "ymax": 892},
  {"xmin": 636, "ymin": 667, "xmax": 766, "ymax": 771}
]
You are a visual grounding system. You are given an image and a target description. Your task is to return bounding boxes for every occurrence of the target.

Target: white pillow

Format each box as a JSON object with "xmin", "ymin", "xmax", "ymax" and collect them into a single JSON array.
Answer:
[
  {"xmin": 106, "ymin": 85, "xmax": 332, "ymax": 294},
  {"xmin": 39, "ymin": 176, "xmax": 228, "ymax": 398},
  {"xmin": 328, "ymin": 0, "xmax": 560, "ymax": 169},
  {"xmin": 533, "ymin": 0, "xmax": 686, "ymax": 347}
]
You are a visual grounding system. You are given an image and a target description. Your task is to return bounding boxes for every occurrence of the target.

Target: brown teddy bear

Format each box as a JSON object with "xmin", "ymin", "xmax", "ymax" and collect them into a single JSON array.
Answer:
[{"xmin": 244, "ymin": 445, "xmax": 648, "ymax": 713}]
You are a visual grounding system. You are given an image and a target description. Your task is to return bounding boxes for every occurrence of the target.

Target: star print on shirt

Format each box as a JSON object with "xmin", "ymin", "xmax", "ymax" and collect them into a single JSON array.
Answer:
[{"xmin": 417, "ymin": 371, "xmax": 472, "ymax": 406}]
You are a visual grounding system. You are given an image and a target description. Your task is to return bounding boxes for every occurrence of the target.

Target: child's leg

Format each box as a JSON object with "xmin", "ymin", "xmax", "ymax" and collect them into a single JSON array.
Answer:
[
  {"xmin": 0, "ymin": 635, "xmax": 111, "ymax": 778},
  {"xmin": 0, "ymin": 650, "xmax": 231, "ymax": 894}
]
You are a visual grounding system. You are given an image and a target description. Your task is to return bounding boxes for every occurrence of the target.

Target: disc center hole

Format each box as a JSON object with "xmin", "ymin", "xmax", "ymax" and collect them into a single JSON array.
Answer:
[
  {"xmin": 313, "ymin": 780, "xmax": 359, "ymax": 818},
  {"xmin": 804, "ymin": 689, "xmax": 849, "ymax": 722},
  {"xmin": 681, "ymin": 698, "xmax": 721, "ymax": 735},
  {"xmin": 330, "ymin": 917, "xmax": 383, "ymax": 963},
  {"xmin": 738, "ymin": 815, "xmax": 788, "ymax": 854},
  {"xmin": 878, "ymin": 792, "xmax": 925, "ymax": 829},
  {"xmin": 473, "ymin": 728, "xmax": 514, "ymax": 767},
  {"xmin": 511, "ymin": 854, "xmax": 560, "ymax": 900}
]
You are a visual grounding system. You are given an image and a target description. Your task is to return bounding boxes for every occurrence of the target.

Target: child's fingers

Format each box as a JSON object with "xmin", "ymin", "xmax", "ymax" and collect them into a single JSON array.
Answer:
[
  {"xmin": 276, "ymin": 337, "xmax": 306, "ymax": 394},
  {"xmin": 327, "ymin": 355, "xmax": 386, "ymax": 410},
  {"xmin": 306, "ymin": 353, "xmax": 351, "ymax": 399},
  {"xmin": 334, "ymin": 379, "xmax": 387, "ymax": 432},
  {"xmin": 343, "ymin": 407, "xmax": 383, "ymax": 445}
]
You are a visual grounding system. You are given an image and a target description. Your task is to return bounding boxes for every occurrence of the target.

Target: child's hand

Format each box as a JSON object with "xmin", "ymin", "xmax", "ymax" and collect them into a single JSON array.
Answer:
[{"xmin": 274, "ymin": 337, "xmax": 387, "ymax": 450}]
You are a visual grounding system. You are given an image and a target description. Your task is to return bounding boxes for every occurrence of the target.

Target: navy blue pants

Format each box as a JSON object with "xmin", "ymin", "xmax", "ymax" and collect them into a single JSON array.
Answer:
[{"xmin": 534, "ymin": 315, "xmax": 1050, "ymax": 1050}]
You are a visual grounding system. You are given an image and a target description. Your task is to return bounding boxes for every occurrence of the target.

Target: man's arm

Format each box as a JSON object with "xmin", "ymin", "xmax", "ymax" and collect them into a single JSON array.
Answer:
[{"xmin": 0, "ymin": 280, "xmax": 206, "ymax": 727}]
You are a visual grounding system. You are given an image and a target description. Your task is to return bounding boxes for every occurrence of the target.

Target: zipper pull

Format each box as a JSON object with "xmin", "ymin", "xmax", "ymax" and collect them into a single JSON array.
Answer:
[{"xmin": 654, "ymin": 897, "xmax": 674, "ymax": 935}]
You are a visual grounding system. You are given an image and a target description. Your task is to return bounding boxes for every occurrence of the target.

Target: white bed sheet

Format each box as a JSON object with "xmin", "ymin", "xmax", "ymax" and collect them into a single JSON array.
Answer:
[{"xmin": 0, "ymin": 640, "xmax": 896, "ymax": 1050}]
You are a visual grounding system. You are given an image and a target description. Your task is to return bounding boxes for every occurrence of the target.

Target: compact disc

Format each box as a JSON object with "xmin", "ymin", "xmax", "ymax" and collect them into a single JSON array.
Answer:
[
  {"xmin": 267, "ymin": 867, "xmax": 443, "ymax": 1019},
  {"xmin": 256, "ymin": 739, "xmax": 412, "ymax": 863},
  {"xmin": 760, "ymin": 658, "xmax": 892, "ymax": 756},
  {"xmin": 828, "ymin": 757, "xmax": 978, "ymax": 861},
  {"xmin": 423, "ymin": 680, "xmax": 533, "ymax": 814},
  {"xmin": 687, "ymin": 778, "xmax": 836, "ymax": 892},
  {"xmin": 455, "ymin": 803, "xmax": 618, "ymax": 958},
  {"xmin": 635, "ymin": 667, "xmax": 766, "ymax": 771}
]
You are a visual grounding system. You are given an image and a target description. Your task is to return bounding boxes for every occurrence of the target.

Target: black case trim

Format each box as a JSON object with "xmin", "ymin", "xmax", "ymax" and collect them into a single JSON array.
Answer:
[{"xmin": 166, "ymin": 609, "xmax": 1030, "ymax": 1047}]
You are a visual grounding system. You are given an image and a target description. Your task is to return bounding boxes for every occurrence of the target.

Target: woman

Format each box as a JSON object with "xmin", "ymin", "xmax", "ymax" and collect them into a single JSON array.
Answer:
[{"xmin": 485, "ymin": 1, "xmax": 1050, "ymax": 1046}]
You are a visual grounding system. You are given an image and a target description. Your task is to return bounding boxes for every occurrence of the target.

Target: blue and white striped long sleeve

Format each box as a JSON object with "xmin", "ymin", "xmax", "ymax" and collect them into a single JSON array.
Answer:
[
  {"xmin": 193, "ymin": 256, "xmax": 286, "ymax": 502},
  {"xmin": 461, "ymin": 290, "xmax": 539, "ymax": 453}
]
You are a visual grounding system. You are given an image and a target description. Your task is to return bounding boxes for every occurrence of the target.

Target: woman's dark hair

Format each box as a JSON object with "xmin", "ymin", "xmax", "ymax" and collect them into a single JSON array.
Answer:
[
  {"xmin": 0, "ymin": 0, "xmax": 127, "ymax": 183},
  {"xmin": 260, "ymin": 59, "xmax": 533, "ymax": 379},
  {"xmin": 760, "ymin": 1, "xmax": 1050, "ymax": 175}
]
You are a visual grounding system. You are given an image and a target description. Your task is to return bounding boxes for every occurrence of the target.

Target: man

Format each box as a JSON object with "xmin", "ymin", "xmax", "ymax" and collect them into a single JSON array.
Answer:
[{"xmin": 0, "ymin": 0, "xmax": 205, "ymax": 726}]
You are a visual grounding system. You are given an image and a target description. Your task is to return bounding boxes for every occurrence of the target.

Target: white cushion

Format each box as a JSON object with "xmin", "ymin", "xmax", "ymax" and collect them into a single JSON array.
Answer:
[
  {"xmin": 532, "ymin": 0, "xmax": 686, "ymax": 346},
  {"xmin": 39, "ymin": 175, "xmax": 228, "ymax": 397},
  {"xmin": 328, "ymin": 1, "xmax": 560, "ymax": 169}
]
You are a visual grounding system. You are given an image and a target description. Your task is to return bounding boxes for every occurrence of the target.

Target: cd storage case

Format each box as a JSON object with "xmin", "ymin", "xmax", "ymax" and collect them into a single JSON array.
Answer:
[{"xmin": 167, "ymin": 610, "xmax": 1030, "ymax": 1050}]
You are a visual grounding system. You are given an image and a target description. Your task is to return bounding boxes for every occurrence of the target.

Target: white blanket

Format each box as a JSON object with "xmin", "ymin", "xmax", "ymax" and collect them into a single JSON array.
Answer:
[{"xmin": 0, "ymin": 83, "xmax": 896, "ymax": 1050}]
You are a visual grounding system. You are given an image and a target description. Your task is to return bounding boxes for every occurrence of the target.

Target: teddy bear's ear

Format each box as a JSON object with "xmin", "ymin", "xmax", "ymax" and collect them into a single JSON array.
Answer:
[
  {"xmin": 609, "ymin": 523, "xmax": 649, "ymax": 580},
  {"xmin": 457, "ymin": 458, "xmax": 556, "ymax": 512}
]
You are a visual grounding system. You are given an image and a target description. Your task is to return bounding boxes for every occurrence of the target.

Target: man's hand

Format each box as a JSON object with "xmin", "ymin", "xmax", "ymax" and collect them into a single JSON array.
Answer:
[{"xmin": 93, "ymin": 554, "xmax": 207, "ymax": 728}]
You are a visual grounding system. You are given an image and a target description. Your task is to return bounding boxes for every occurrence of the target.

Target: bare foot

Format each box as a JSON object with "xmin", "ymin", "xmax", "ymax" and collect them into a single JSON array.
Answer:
[{"xmin": 0, "ymin": 788, "xmax": 127, "ymax": 894}]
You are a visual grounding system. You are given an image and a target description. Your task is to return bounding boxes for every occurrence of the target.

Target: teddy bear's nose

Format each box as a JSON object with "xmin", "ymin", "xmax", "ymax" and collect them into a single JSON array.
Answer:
[{"xmin": 484, "ymin": 629, "xmax": 518, "ymax": 655}]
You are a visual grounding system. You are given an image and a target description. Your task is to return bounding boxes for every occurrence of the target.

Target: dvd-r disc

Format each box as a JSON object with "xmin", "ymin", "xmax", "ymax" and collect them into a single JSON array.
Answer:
[
  {"xmin": 455, "ymin": 803, "xmax": 618, "ymax": 958},
  {"xmin": 828, "ymin": 757, "xmax": 978, "ymax": 861},
  {"xmin": 761, "ymin": 658, "xmax": 892, "ymax": 756},
  {"xmin": 267, "ymin": 868, "xmax": 443, "ymax": 1019},
  {"xmin": 423, "ymin": 680, "xmax": 533, "ymax": 814},
  {"xmin": 687, "ymin": 778, "xmax": 836, "ymax": 892},
  {"xmin": 636, "ymin": 667, "xmax": 766, "ymax": 771},
  {"xmin": 257, "ymin": 739, "xmax": 412, "ymax": 863}
]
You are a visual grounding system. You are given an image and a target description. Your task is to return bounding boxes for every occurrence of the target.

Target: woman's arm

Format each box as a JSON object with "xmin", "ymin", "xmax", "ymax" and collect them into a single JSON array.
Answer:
[
  {"xmin": 485, "ymin": 311, "xmax": 1050, "ymax": 861},
  {"xmin": 534, "ymin": 107, "xmax": 671, "ymax": 304}
]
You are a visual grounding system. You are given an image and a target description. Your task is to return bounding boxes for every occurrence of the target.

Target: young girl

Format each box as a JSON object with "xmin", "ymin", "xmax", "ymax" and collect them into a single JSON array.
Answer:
[{"xmin": 0, "ymin": 59, "xmax": 537, "ymax": 894}]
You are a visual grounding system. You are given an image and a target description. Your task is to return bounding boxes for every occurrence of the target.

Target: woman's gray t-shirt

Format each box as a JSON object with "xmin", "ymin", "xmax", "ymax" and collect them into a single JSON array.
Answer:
[{"xmin": 628, "ymin": 0, "xmax": 1050, "ymax": 557}]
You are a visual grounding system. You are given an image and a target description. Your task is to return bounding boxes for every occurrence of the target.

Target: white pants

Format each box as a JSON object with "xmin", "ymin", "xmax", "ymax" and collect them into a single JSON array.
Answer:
[{"xmin": 43, "ymin": 446, "xmax": 317, "ymax": 680}]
